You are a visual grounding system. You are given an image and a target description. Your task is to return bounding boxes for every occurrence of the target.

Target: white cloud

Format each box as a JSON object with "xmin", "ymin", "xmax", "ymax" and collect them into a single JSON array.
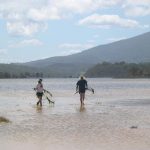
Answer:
[
  {"xmin": 9, "ymin": 39, "xmax": 43, "ymax": 48},
  {"xmin": 143, "ymin": 24, "xmax": 150, "ymax": 28},
  {"xmin": 59, "ymin": 42, "xmax": 95, "ymax": 55},
  {"xmin": 61, "ymin": 49, "xmax": 82, "ymax": 56},
  {"xmin": 52, "ymin": 0, "xmax": 121, "ymax": 14},
  {"xmin": 123, "ymin": 0, "xmax": 150, "ymax": 17},
  {"xmin": 0, "ymin": 0, "xmax": 122, "ymax": 36},
  {"xmin": 6, "ymin": 21, "xmax": 47, "ymax": 36},
  {"xmin": 21, "ymin": 39, "xmax": 43, "ymax": 46},
  {"xmin": 107, "ymin": 37, "xmax": 126, "ymax": 43},
  {"xmin": 79, "ymin": 14, "xmax": 139, "ymax": 28},
  {"xmin": 0, "ymin": 0, "xmax": 149, "ymax": 36},
  {"xmin": 125, "ymin": 6, "xmax": 150, "ymax": 17},
  {"xmin": 0, "ymin": 0, "xmax": 121, "ymax": 20},
  {"xmin": 59, "ymin": 43, "xmax": 94, "ymax": 50},
  {"xmin": 27, "ymin": 7, "xmax": 60, "ymax": 21},
  {"xmin": 124, "ymin": 0, "xmax": 150, "ymax": 6}
]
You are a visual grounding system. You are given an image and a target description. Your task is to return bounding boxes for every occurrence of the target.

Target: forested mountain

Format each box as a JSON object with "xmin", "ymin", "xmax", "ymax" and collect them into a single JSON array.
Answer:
[
  {"xmin": 0, "ymin": 64, "xmax": 41, "ymax": 78},
  {"xmin": 85, "ymin": 62, "xmax": 150, "ymax": 78},
  {"xmin": 0, "ymin": 31, "xmax": 150, "ymax": 78},
  {"xmin": 24, "ymin": 31, "xmax": 150, "ymax": 67},
  {"xmin": 20, "ymin": 31, "xmax": 150, "ymax": 77},
  {"xmin": 0, "ymin": 63, "xmax": 90, "ymax": 78}
]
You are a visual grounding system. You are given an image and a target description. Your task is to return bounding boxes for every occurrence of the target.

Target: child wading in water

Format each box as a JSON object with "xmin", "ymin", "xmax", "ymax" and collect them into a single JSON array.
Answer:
[{"xmin": 34, "ymin": 79, "xmax": 44, "ymax": 106}]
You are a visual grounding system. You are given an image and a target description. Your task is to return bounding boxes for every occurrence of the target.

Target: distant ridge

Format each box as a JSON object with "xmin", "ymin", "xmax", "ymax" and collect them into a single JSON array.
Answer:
[
  {"xmin": 7, "ymin": 31, "xmax": 147, "ymax": 77},
  {"xmin": 1, "ymin": 31, "xmax": 150, "ymax": 78},
  {"xmin": 24, "ymin": 31, "xmax": 150, "ymax": 68}
]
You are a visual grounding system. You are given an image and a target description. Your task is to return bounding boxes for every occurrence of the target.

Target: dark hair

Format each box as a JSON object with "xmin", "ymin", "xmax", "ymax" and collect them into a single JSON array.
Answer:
[
  {"xmin": 80, "ymin": 76, "xmax": 84, "ymax": 80},
  {"xmin": 38, "ymin": 79, "xmax": 42, "ymax": 82}
]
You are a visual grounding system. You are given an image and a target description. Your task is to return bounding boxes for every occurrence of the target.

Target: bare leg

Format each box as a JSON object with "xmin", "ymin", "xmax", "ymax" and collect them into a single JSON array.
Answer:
[
  {"xmin": 37, "ymin": 99, "xmax": 39, "ymax": 105},
  {"xmin": 82, "ymin": 93, "xmax": 85, "ymax": 105},
  {"xmin": 80, "ymin": 93, "xmax": 84, "ymax": 106},
  {"xmin": 39, "ymin": 96, "xmax": 42, "ymax": 106},
  {"xmin": 37, "ymin": 96, "xmax": 42, "ymax": 106},
  {"xmin": 80, "ymin": 93, "xmax": 82, "ymax": 105},
  {"xmin": 39, "ymin": 100, "xmax": 42, "ymax": 106}
]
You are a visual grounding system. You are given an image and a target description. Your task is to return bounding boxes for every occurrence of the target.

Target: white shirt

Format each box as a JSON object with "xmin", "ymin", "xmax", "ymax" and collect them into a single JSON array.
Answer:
[{"xmin": 36, "ymin": 83, "xmax": 44, "ymax": 93}]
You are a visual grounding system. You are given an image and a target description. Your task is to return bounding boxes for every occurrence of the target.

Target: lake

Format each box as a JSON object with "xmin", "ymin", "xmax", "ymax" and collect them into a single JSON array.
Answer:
[{"xmin": 0, "ymin": 78, "xmax": 150, "ymax": 150}]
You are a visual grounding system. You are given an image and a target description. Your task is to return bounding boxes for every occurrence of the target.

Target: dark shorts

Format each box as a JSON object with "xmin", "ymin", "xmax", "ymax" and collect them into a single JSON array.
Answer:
[
  {"xmin": 36, "ymin": 92, "xmax": 43, "ymax": 97},
  {"xmin": 79, "ymin": 89, "xmax": 85, "ymax": 93}
]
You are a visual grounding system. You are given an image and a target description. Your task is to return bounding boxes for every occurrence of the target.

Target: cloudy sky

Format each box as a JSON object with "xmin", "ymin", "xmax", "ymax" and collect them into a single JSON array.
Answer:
[{"xmin": 0, "ymin": 0, "xmax": 150, "ymax": 63}]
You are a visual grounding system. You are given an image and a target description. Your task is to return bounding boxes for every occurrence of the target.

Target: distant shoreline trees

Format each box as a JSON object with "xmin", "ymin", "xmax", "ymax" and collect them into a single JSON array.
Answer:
[
  {"xmin": 85, "ymin": 62, "xmax": 150, "ymax": 78},
  {"xmin": 0, "ymin": 62, "xmax": 150, "ymax": 78},
  {"xmin": 0, "ymin": 72, "xmax": 44, "ymax": 79}
]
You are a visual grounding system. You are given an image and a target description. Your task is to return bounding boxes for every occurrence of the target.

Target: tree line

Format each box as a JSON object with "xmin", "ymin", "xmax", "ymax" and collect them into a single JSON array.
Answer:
[
  {"xmin": 1, "ymin": 62, "xmax": 150, "ymax": 78},
  {"xmin": 0, "ymin": 72, "xmax": 44, "ymax": 78},
  {"xmin": 85, "ymin": 62, "xmax": 150, "ymax": 78}
]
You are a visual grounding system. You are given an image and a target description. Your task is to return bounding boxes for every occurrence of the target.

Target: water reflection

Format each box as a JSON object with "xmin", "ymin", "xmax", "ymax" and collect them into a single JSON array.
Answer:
[
  {"xmin": 36, "ymin": 106, "xmax": 43, "ymax": 113},
  {"xmin": 79, "ymin": 105, "xmax": 86, "ymax": 112}
]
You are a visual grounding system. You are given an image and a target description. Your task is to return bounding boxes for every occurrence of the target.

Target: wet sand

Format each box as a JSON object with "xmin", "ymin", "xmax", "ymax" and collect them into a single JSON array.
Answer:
[
  {"xmin": 0, "ymin": 78, "xmax": 150, "ymax": 150},
  {"xmin": 1, "ymin": 98, "xmax": 150, "ymax": 150}
]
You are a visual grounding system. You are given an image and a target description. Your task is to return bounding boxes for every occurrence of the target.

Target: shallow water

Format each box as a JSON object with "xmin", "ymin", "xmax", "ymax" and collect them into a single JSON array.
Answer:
[{"xmin": 0, "ymin": 78, "xmax": 150, "ymax": 150}]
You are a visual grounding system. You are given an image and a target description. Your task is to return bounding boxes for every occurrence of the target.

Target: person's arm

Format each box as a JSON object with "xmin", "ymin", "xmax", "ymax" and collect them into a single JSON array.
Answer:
[
  {"xmin": 41, "ymin": 83, "xmax": 44, "ymax": 91},
  {"xmin": 76, "ymin": 82, "xmax": 79, "ymax": 92},
  {"xmin": 34, "ymin": 84, "xmax": 38, "ymax": 91},
  {"xmin": 85, "ymin": 80, "xmax": 88, "ymax": 89}
]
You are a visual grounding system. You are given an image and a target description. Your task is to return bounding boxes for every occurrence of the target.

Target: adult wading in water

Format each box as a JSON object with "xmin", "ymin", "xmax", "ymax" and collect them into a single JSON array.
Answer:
[
  {"xmin": 76, "ymin": 76, "xmax": 88, "ymax": 106},
  {"xmin": 34, "ymin": 79, "xmax": 44, "ymax": 106}
]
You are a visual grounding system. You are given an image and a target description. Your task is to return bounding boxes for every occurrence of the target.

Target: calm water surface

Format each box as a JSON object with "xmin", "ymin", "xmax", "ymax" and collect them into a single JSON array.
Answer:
[{"xmin": 0, "ymin": 78, "xmax": 150, "ymax": 150}]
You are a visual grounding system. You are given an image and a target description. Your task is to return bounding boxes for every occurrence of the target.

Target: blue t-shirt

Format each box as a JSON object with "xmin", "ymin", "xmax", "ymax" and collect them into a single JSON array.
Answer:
[{"xmin": 76, "ymin": 79, "xmax": 87, "ymax": 92}]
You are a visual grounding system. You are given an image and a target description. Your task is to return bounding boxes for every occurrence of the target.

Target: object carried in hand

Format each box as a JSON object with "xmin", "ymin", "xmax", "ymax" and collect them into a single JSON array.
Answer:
[{"xmin": 43, "ymin": 90, "xmax": 54, "ymax": 104}]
